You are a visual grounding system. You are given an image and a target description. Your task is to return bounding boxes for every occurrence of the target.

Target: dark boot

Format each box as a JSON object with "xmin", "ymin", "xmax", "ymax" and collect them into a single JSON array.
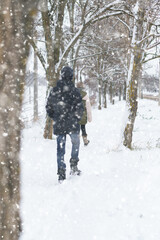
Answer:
[
  {"xmin": 57, "ymin": 168, "xmax": 66, "ymax": 182},
  {"xmin": 82, "ymin": 135, "xmax": 90, "ymax": 146},
  {"xmin": 70, "ymin": 158, "xmax": 81, "ymax": 176}
]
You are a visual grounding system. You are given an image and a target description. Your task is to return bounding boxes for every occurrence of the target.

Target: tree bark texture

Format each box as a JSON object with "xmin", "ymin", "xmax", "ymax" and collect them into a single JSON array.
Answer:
[
  {"xmin": 41, "ymin": 9, "xmax": 55, "ymax": 87},
  {"xmin": 0, "ymin": 1, "xmax": 39, "ymax": 239},
  {"xmin": 123, "ymin": 80, "xmax": 126, "ymax": 100},
  {"xmin": 123, "ymin": 48, "xmax": 143, "ymax": 148},
  {"xmin": 123, "ymin": 4, "xmax": 145, "ymax": 149}
]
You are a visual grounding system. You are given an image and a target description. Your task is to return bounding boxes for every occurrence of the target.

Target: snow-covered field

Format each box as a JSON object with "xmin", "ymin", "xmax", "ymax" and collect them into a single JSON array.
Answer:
[{"xmin": 20, "ymin": 92, "xmax": 160, "ymax": 240}]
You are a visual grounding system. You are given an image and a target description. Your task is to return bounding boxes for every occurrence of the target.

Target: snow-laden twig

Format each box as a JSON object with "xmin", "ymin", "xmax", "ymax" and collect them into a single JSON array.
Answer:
[
  {"xmin": 87, "ymin": 0, "xmax": 124, "ymax": 23},
  {"xmin": 146, "ymin": 40, "xmax": 160, "ymax": 50},
  {"xmin": 143, "ymin": 54, "xmax": 160, "ymax": 64},
  {"xmin": 137, "ymin": 34, "xmax": 160, "ymax": 45},
  {"xmin": 56, "ymin": 24, "xmax": 85, "ymax": 72},
  {"xmin": 65, "ymin": 50, "xmax": 109, "ymax": 64},
  {"xmin": 116, "ymin": 17, "xmax": 131, "ymax": 32},
  {"xmin": 91, "ymin": 11, "xmax": 123, "ymax": 24}
]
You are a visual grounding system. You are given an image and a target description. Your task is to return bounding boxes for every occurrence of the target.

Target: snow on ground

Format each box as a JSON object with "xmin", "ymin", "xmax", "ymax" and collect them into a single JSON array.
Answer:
[{"xmin": 20, "ymin": 96, "xmax": 160, "ymax": 240}]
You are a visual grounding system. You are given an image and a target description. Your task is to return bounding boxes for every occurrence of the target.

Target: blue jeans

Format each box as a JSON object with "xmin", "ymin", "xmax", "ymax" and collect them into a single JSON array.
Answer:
[{"xmin": 57, "ymin": 133, "xmax": 80, "ymax": 170}]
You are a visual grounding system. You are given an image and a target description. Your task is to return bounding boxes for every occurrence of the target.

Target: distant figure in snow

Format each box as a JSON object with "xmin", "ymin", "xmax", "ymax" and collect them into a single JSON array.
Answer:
[
  {"xmin": 46, "ymin": 66, "xmax": 84, "ymax": 182},
  {"xmin": 77, "ymin": 82, "xmax": 92, "ymax": 146}
]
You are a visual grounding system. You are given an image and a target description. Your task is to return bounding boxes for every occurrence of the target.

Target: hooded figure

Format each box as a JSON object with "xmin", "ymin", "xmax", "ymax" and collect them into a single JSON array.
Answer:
[
  {"xmin": 46, "ymin": 66, "xmax": 83, "ymax": 135},
  {"xmin": 46, "ymin": 66, "xmax": 84, "ymax": 182}
]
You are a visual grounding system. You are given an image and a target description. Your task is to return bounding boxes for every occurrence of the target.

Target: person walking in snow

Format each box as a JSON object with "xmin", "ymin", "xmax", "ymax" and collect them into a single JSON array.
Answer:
[
  {"xmin": 46, "ymin": 66, "xmax": 84, "ymax": 182},
  {"xmin": 77, "ymin": 82, "xmax": 92, "ymax": 146}
]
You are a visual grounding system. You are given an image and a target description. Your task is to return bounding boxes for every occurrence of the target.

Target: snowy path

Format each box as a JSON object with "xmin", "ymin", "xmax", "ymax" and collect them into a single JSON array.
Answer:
[{"xmin": 20, "ymin": 99, "xmax": 160, "ymax": 240}]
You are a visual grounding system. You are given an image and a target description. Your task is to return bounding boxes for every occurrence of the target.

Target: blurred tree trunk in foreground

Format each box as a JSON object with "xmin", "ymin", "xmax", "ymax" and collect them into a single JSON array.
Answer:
[{"xmin": 0, "ymin": 0, "xmax": 39, "ymax": 239}]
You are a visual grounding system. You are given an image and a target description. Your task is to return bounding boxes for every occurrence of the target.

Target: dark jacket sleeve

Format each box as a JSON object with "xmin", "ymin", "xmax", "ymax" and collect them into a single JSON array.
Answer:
[{"xmin": 72, "ymin": 89, "xmax": 84, "ymax": 122}]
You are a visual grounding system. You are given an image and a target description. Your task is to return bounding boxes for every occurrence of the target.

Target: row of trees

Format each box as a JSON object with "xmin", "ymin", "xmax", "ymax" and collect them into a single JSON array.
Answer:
[
  {"xmin": 0, "ymin": 0, "xmax": 160, "ymax": 239},
  {"xmin": 31, "ymin": 0, "xmax": 160, "ymax": 147}
]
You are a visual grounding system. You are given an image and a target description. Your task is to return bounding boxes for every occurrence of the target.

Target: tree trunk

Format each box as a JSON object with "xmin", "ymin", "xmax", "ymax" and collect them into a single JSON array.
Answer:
[
  {"xmin": 123, "ymin": 50, "xmax": 142, "ymax": 148},
  {"xmin": 41, "ymin": 7, "xmax": 55, "ymax": 87},
  {"xmin": 109, "ymin": 82, "xmax": 113, "ymax": 104},
  {"xmin": 67, "ymin": 0, "xmax": 75, "ymax": 69},
  {"xmin": 138, "ymin": 69, "xmax": 143, "ymax": 99},
  {"xmin": 119, "ymin": 83, "xmax": 122, "ymax": 101},
  {"xmin": 0, "ymin": 1, "xmax": 39, "ymax": 239},
  {"xmin": 103, "ymin": 82, "xmax": 107, "ymax": 108},
  {"xmin": 34, "ymin": 38, "xmax": 38, "ymax": 121},
  {"xmin": 123, "ymin": 80, "xmax": 126, "ymax": 100},
  {"xmin": 98, "ymin": 78, "xmax": 102, "ymax": 110},
  {"xmin": 123, "ymin": 3, "xmax": 144, "ymax": 149}
]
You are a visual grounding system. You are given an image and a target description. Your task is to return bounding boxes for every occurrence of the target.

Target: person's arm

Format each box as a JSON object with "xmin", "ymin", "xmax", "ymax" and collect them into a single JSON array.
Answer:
[
  {"xmin": 83, "ymin": 94, "xmax": 92, "ymax": 122},
  {"xmin": 73, "ymin": 89, "xmax": 84, "ymax": 121},
  {"xmin": 46, "ymin": 89, "xmax": 55, "ymax": 119}
]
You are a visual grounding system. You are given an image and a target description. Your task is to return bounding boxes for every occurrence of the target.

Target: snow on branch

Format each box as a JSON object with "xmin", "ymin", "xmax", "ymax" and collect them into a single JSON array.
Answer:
[
  {"xmin": 91, "ymin": 11, "xmax": 123, "ymax": 24},
  {"xmin": 86, "ymin": 0, "xmax": 124, "ymax": 24},
  {"xmin": 56, "ymin": 24, "xmax": 85, "ymax": 72},
  {"xmin": 137, "ymin": 34, "xmax": 160, "ymax": 45},
  {"xmin": 65, "ymin": 50, "xmax": 109, "ymax": 64},
  {"xmin": 56, "ymin": 0, "xmax": 125, "ymax": 73},
  {"xmin": 146, "ymin": 41, "xmax": 160, "ymax": 50},
  {"xmin": 143, "ymin": 54, "xmax": 160, "ymax": 63},
  {"xmin": 27, "ymin": 35, "xmax": 47, "ymax": 72},
  {"xmin": 116, "ymin": 17, "xmax": 131, "ymax": 32}
]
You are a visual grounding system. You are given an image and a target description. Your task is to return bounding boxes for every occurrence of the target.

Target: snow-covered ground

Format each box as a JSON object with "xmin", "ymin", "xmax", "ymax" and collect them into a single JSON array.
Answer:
[{"xmin": 20, "ymin": 93, "xmax": 160, "ymax": 240}]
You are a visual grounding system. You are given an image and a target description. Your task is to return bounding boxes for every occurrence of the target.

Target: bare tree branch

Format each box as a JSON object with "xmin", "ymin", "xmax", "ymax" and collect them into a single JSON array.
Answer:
[
  {"xmin": 137, "ymin": 34, "xmax": 160, "ymax": 45},
  {"xmin": 66, "ymin": 50, "xmax": 109, "ymax": 64},
  {"xmin": 27, "ymin": 35, "xmax": 47, "ymax": 72},
  {"xmin": 146, "ymin": 40, "xmax": 160, "ymax": 50},
  {"xmin": 56, "ymin": 0, "xmax": 125, "ymax": 72},
  {"xmin": 142, "ymin": 54, "xmax": 160, "ymax": 63}
]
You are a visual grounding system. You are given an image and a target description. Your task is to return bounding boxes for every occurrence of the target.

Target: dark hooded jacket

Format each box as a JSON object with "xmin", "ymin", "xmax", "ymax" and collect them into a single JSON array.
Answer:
[{"xmin": 46, "ymin": 66, "xmax": 84, "ymax": 135}]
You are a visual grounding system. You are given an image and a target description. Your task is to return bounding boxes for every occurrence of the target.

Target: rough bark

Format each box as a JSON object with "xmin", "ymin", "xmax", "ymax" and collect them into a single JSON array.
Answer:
[
  {"xmin": 123, "ymin": 3, "xmax": 145, "ymax": 149},
  {"xmin": 0, "ymin": 1, "xmax": 39, "ymax": 239},
  {"xmin": 41, "ymin": 6, "xmax": 55, "ymax": 87},
  {"xmin": 123, "ymin": 41, "xmax": 143, "ymax": 148},
  {"xmin": 123, "ymin": 80, "xmax": 126, "ymax": 100},
  {"xmin": 123, "ymin": 49, "xmax": 143, "ymax": 149},
  {"xmin": 123, "ymin": 58, "xmax": 139, "ymax": 148}
]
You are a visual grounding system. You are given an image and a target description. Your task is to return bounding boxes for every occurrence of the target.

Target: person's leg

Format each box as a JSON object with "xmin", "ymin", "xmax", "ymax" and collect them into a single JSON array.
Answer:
[
  {"xmin": 69, "ymin": 132, "xmax": 81, "ymax": 175},
  {"xmin": 81, "ymin": 125, "xmax": 87, "ymax": 136},
  {"xmin": 81, "ymin": 125, "xmax": 90, "ymax": 145},
  {"xmin": 70, "ymin": 132, "xmax": 80, "ymax": 160},
  {"xmin": 57, "ymin": 134, "xmax": 66, "ymax": 180}
]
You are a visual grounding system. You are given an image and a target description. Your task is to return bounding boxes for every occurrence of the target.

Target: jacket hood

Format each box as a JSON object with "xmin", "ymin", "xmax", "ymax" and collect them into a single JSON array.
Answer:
[{"xmin": 61, "ymin": 66, "xmax": 73, "ymax": 82}]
